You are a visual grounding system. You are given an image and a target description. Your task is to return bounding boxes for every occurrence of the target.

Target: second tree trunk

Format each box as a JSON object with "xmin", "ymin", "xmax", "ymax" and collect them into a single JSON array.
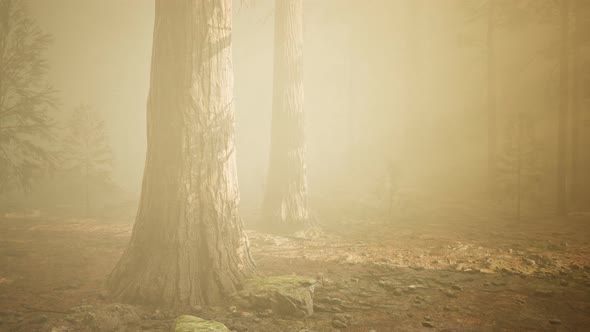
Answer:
[{"xmin": 262, "ymin": 0, "xmax": 310, "ymax": 232}]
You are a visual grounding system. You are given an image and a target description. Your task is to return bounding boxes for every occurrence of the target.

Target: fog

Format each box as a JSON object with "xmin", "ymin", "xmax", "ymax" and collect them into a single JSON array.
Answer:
[
  {"xmin": 1, "ymin": 0, "xmax": 589, "ymax": 330},
  {"xmin": 23, "ymin": 0, "xmax": 588, "ymax": 216}
]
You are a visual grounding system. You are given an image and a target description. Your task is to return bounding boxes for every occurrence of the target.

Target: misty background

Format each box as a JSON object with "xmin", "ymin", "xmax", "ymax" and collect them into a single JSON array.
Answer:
[{"xmin": 4, "ymin": 0, "xmax": 588, "ymax": 220}]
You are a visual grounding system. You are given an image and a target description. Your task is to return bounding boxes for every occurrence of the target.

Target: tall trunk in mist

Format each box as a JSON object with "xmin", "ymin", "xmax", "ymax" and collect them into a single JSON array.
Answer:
[
  {"xmin": 262, "ymin": 0, "xmax": 309, "ymax": 232},
  {"xmin": 557, "ymin": 0, "xmax": 570, "ymax": 216},
  {"xmin": 569, "ymin": 0, "xmax": 581, "ymax": 210},
  {"xmin": 401, "ymin": 0, "xmax": 419, "ymax": 167},
  {"xmin": 516, "ymin": 113, "xmax": 522, "ymax": 221},
  {"xmin": 107, "ymin": 1, "xmax": 255, "ymax": 306},
  {"xmin": 487, "ymin": 0, "xmax": 498, "ymax": 197}
]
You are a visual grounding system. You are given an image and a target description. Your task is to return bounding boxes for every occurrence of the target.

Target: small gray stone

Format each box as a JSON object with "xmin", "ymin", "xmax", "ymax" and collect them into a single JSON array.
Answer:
[
  {"xmin": 422, "ymin": 321, "xmax": 434, "ymax": 328},
  {"xmin": 443, "ymin": 290, "xmax": 457, "ymax": 298}
]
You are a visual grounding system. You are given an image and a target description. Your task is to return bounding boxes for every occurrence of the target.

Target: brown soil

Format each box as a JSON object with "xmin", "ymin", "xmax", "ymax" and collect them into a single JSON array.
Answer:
[{"xmin": 0, "ymin": 211, "xmax": 589, "ymax": 332}]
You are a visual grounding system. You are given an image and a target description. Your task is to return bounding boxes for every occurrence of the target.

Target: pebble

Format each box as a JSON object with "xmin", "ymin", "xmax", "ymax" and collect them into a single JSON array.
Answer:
[
  {"xmin": 549, "ymin": 319, "xmax": 562, "ymax": 325},
  {"xmin": 393, "ymin": 288, "xmax": 403, "ymax": 296},
  {"xmin": 452, "ymin": 285, "xmax": 463, "ymax": 291},
  {"xmin": 424, "ymin": 315, "xmax": 432, "ymax": 321},
  {"xmin": 422, "ymin": 321, "xmax": 434, "ymax": 328},
  {"xmin": 444, "ymin": 290, "xmax": 457, "ymax": 298}
]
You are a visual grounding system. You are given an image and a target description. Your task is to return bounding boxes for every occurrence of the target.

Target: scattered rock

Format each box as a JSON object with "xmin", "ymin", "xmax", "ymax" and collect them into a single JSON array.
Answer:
[
  {"xmin": 175, "ymin": 315, "xmax": 229, "ymax": 332},
  {"xmin": 233, "ymin": 275, "xmax": 315, "ymax": 317},
  {"xmin": 422, "ymin": 321, "xmax": 434, "ymax": 328},
  {"xmin": 443, "ymin": 290, "xmax": 457, "ymax": 298},
  {"xmin": 424, "ymin": 315, "xmax": 432, "ymax": 321},
  {"xmin": 451, "ymin": 285, "xmax": 463, "ymax": 291},
  {"xmin": 393, "ymin": 288, "xmax": 403, "ymax": 296}
]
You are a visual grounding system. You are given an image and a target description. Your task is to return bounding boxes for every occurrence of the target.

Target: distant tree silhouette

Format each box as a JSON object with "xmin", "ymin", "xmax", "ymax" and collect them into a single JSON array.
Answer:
[
  {"xmin": 0, "ymin": 0, "xmax": 57, "ymax": 191},
  {"xmin": 496, "ymin": 113, "xmax": 543, "ymax": 221},
  {"xmin": 61, "ymin": 104, "xmax": 113, "ymax": 215}
]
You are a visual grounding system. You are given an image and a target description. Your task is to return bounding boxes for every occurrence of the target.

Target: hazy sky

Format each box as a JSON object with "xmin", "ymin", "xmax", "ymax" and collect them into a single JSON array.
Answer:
[
  {"xmin": 25, "ymin": 0, "xmax": 575, "ymax": 209},
  {"xmin": 30, "ymin": 0, "xmax": 154, "ymax": 193}
]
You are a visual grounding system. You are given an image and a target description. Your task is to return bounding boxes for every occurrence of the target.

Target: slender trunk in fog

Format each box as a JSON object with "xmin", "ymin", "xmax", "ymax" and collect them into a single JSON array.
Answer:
[
  {"xmin": 570, "ymin": 0, "xmax": 581, "ymax": 210},
  {"xmin": 516, "ymin": 114, "xmax": 522, "ymax": 221},
  {"xmin": 557, "ymin": 0, "xmax": 570, "ymax": 216},
  {"xmin": 107, "ymin": 0, "xmax": 255, "ymax": 306},
  {"xmin": 487, "ymin": 0, "xmax": 497, "ymax": 198},
  {"xmin": 262, "ymin": 0, "xmax": 310, "ymax": 232}
]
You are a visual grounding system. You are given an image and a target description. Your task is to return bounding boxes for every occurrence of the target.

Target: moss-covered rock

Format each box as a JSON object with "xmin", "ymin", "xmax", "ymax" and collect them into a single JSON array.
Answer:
[
  {"xmin": 234, "ymin": 275, "xmax": 316, "ymax": 317},
  {"xmin": 174, "ymin": 315, "xmax": 230, "ymax": 332}
]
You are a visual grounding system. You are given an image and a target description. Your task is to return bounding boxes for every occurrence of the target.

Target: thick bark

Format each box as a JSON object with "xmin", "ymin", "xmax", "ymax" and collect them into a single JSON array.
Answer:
[
  {"xmin": 487, "ymin": 0, "xmax": 497, "ymax": 198},
  {"xmin": 557, "ymin": 0, "xmax": 570, "ymax": 216},
  {"xmin": 107, "ymin": 0, "xmax": 255, "ymax": 306},
  {"xmin": 262, "ymin": 0, "xmax": 309, "ymax": 232}
]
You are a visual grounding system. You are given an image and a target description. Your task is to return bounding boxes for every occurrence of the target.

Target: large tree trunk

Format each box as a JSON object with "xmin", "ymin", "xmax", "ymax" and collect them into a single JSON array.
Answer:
[
  {"xmin": 262, "ymin": 0, "xmax": 309, "ymax": 232},
  {"xmin": 487, "ymin": 0, "xmax": 497, "ymax": 198},
  {"xmin": 557, "ymin": 0, "xmax": 570, "ymax": 216},
  {"xmin": 107, "ymin": 0, "xmax": 255, "ymax": 306}
]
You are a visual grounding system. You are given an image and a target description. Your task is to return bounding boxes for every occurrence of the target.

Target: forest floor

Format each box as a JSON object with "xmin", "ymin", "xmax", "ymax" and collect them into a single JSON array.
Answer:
[{"xmin": 0, "ymin": 205, "xmax": 589, "ymax": 332}]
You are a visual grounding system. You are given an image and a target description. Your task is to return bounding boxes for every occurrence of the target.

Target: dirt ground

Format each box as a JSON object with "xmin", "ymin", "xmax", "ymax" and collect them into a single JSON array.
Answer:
[{"xmin": 0, "ymin": 208, "xmax": 589, "ymax": 332}]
